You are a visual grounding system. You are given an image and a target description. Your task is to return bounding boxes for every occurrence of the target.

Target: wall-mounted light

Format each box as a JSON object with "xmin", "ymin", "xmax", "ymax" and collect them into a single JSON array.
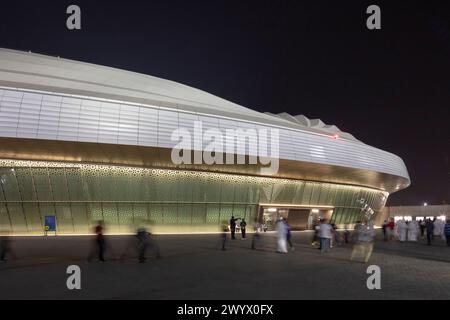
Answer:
[
  {"xmin": 311, "ymin": 209, "xmax": 319, "ymax": 213},
  {"xmin": 267, "ymin": 208, "xmax": 277, "ymax": 213}
]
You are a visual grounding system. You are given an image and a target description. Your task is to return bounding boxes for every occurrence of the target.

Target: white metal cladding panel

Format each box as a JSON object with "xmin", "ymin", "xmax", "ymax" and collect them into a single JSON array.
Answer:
[
  {"xmin": 197, "ymin": 115, "xmax": 219, "ymax": 152},
  {"xmin": 78, "ymin": 99, "xmax": 100, "ymax": 143},
  {"xmin": 254, "ymin": 123, "xmax": 274, "ymax": 160},
  {"xmin": 39, "ymin": 94, "xmax": 62, "ymax": 140},
  {"xmin": 178, "ymin": 112, "xmax": 198, "ymax": 132},
  {"xmin": 0, "ymin": 88, "xmax": 408, "ymax": 179},
  {"xmin": 236, "ymin": 121, "xmax": 258, "ymax": 157},
  {"xmin": 218, "ymin": 118, "xmax": 239, "ymax": 154},
  {"xmin": 98, "ymin": 101, "xmax": 120, "ymax": 145},
  {"xmin": 198, "ymin": 115, "xmax": 219, "ymax": 131},
  {"xmin": 118, "ymin": 104, "xmax": 139, "ymax": 145},
  {"xmin": 0, "ymin": 90, "xmax": 22, "ymax": 137},
  {"xmin": 17, "ymin": 92, "xmax": 42, "ymax": 139},
  {"xmin": 138, "ymin": 107, "xmax": 158, "ymax": 147},
  {"xmin": 178, "ymin": 112, "xmax": 199, "ymax": 150},
  {"xmin": 58, "ymin": 96, "xmax": 81, "ymax": 142},
  {"xmin": 157, "ymin": 109, "xmax": 179, "ymax": 148},
  {"xmin": 278, "ymin": 129, "xmax": 296, "ymax": 160}
]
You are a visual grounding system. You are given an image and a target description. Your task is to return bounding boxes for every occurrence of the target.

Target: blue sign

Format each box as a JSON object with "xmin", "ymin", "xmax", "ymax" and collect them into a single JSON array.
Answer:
[{"xmin": 44, "ymin": 216, "xmax": 57, "ymax": 232}]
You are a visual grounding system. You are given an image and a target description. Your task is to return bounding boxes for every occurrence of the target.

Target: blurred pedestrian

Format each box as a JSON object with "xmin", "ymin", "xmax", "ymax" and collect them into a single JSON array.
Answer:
[
  {"xmin": 407, "ymin": 220, "xmax": 418, "ymax": 241},
  {"xmin": 419, "ymin": 220, "xmax": 426, "ymax": 239},
  {"xmin": 136, "ymin": 227, "xmax": 150, "ymax": 263},
  {"xmin": 136, "ymin": 227, "xmax": 160, "ymax": 262},
  {"xmin": 350, "ymin": 221, "xmax": 375, "ymax": 263},
  {"xmin": 319, "ymin": 219, "xmax": 333, "ymax": 254},
  {"xmin": 382, "ymin": 220, "xmax": 388, "ymax": 241},
  {"xmin": 311, "ymin": 219, "xmax": 320, "ymax": 247},
  {"xmin": 434, "ymin": 218, "xmax": 444, "ymax": 239},
  {"xmin": 276, "ymin": 218, "xmax": 288, "ymax": 253},
  {"xmin": 397, "ymin": 220, "xmax": 407, "ymax": 242},
  {"xmin": 88, "ymin": 221, "xmax": 106, "ymax": 262},
  {"xmin": 0, "ymin": 233, "xmax": 15, "ymax": 262},
  {"xmin": 344, "ymin": 224, "xmax": 350, "ymax": 244},
  {"xmin": 220, "ymin": 221, "xmax": 228, "ymax": 250},
  {"xmin": 284, "ymin": 219, "xmax": 294, "ymax": 251},
  {"xmin": 229, "ymin": 216, "xmax": 239, "ymax": 240},
  {"xmin": 426, "ymin": 219, "xmax": 434, "ymax": 245},
  {"xmin": 387, "ymin": 218, "xmax": 396, "ymax": 241},
  {"xmin": 251, "ymin": 221, "xmax": 262, "ymax": 250},
  {"xmin": 444, "ymin": 220, "xmax": 450, "ymax": 246},
  {"xmin": 240, "ymin": 219, "xmax": 247, "ymax": 239}
]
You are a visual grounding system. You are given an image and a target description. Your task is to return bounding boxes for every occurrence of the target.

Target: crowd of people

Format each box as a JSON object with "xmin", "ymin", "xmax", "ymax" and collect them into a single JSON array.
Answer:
[
  {"xmin": 223, "ymin": 216, "xmax": 377, "ymax": 262},
  {"xmin": 2, "ymin": 216, "xmax": 450, "ymax": 264},
  {"xmin": 222, "ymin": 215, "xmax": 450, "ymax": 263},
  {"xmin": 382, "ymin": 218, "xmax": 450, "ymax": 245}
]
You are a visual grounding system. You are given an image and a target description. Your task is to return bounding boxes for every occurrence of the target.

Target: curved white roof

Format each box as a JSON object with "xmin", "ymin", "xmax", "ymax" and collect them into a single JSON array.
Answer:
[
  {"xmin": 0, "ymin": 48, "xmax": 354, "ymax": 139},
  {"xmin": 0, "ymin": 48, "xmax": 410, "ymax": 191}
]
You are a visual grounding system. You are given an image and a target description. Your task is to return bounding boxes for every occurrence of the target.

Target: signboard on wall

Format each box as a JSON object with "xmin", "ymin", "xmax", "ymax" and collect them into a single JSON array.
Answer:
[{"xmin": 44, "ymin": 216, "xmax": 57, "ymax": 232}]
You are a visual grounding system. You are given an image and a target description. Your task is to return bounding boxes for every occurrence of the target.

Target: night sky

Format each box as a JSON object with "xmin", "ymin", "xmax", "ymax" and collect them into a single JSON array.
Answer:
[{"xmin": 0, "ymin": 0, "xmax": 449, "ymax": 206}]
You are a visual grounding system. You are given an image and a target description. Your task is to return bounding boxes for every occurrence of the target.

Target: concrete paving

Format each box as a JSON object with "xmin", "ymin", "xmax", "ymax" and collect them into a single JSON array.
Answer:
[{"xmin": 0, "ymin": 231, "xmax": 449, "ymax": 300}]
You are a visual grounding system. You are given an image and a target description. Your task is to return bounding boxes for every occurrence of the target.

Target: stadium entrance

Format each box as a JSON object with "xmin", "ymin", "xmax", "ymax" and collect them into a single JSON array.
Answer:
[{"xmin": 258, "ymin": 205, "xmax": 334, "ymax": 231}]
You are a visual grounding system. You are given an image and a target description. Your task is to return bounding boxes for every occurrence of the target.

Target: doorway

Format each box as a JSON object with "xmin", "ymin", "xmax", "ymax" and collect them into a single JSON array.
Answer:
[{"xmin": 259, "ymin": 206, "xmax": 334, "ymax": 231}]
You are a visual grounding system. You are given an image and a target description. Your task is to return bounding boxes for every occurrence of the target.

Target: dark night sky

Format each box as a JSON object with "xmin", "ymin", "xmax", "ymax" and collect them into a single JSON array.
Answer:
[{"xmin": 0, "ymin": 0, "xmax": 449, "ymax": 206}]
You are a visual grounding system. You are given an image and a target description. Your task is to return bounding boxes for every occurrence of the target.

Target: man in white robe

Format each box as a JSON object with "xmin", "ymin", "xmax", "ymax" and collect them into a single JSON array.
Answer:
[
  {"xmin": 398, "ymin": 220, "xmax": 408, "ymax": 242},
  {"xmin": 407, "ymin": 221, "xmax": 418, "ymax": 241},
  {"xmin": 276, "ymin": 218, "xmax": 288, "ymax": 253},
  {"xmin": 434, "ymin": 219, "xmax": 444, "ymax": 237}
]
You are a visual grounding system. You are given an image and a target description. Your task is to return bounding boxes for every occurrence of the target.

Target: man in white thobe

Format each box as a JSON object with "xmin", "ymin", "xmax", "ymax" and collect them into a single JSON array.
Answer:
[
  {"xmin": 398, "ymin": 220, "xmax": 408, "ymax": 242},
  {"xmin": 434, "ymin": 219, "xmax": 444, "ymax": 238},
  {"xmin": 407, "ymin": 220, "xmax": 418, "ymax": 241},
  {"xmin": 276, "ymin": 218, "xmax": 288, "ymax": 253}
]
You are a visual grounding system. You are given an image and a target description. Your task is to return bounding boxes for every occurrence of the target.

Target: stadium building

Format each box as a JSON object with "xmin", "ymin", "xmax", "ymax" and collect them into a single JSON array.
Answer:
[{"xmin": 0, "ymin": 48, "xmax": 410, "ymax": 234}]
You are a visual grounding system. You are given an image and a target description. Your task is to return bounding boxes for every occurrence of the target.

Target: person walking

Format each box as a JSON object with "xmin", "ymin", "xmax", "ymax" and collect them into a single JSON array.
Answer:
[
  {"xmin": 0, "ymin": 233, "xmax": 15, "ymax": 262},
  {"xmin": 444, "ymin": 220, "xmax": 450, "ymax": 246},
  {"xmin": 407, "ymin": 220, "xmax": 418, "ymax": 242},
  {"xmin": 136, "ymin": 227, "xmax": 150, "ymax": 263},
  {"xmin": 284, "ymin": 219, "xmax": 294, "ymax": 251},
  {"xmin": 397, "ymin": 220, "xmax": 408, "ymax": 242},
  {"xmin": 311, "ymin": 219, "xmax": 320, "ymax": 247},
  {"xmin": 387, "ymin": 219, "xmax": 396, "ymax": 241},
  {"xmin": 136, "ymin": 227, "xmax": 160, "ymax": 262},
  {"xmin": 251, "ymin": 221, "xmax": 262, "ymax": 250},
  {"xmin": 344, "ymin": 224, "xmax": 350, "ymax": 244},
  {"xmin": 229, "ymin": 216, "xmax": 239, "ymax": 240},
  {"xmin": 419, "ymin": 220, "xmax": 426, "ymax": 239},
  {"xmin": 88, "ymin": 221, "xmax": 106, "ymax": 262},
  {"xmin": 382, "ymin": 220, "xmax": 388, "ymax": 241},
  {"xmin": 351, "ymin": 221, "xmax": 375, "ymax": 263},
  {"xmin": 276, "ymin": 218, "xmax": 288, "ymax": 253},
  {"xmin": 220, "ymin": 221, "xmax": 228, "ymax": 250},
  {"xmin": 240, "ymin": 219, "xmax": 247, "ymax": 239},
  {"xmin": 433, "ymin": 218, "xmax": 444, "ymax": 239},
  {"xmin": 319, "ymin": 219, "xmax": 333, "ymax": 254},
  {"xmin": 425, "ymin": 219, "xmax": 435, "ymax": 245}
]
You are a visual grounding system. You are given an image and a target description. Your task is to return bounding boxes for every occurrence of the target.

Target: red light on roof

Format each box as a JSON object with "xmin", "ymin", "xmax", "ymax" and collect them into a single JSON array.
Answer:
[{"xmin": 332, "ymin": 134, "xmax": 339, "ymax": 140}]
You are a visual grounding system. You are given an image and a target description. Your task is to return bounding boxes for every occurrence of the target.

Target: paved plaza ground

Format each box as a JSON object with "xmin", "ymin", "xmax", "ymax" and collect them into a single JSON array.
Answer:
[{"xmin": 1, "ymin": 231, "xmax": 449, "ymax": 300}]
